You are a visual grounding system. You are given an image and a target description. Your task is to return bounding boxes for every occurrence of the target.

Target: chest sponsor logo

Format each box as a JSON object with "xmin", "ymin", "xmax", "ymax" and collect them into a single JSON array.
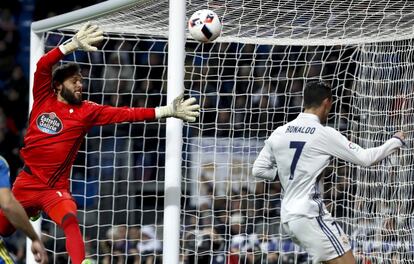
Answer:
[{"xmin": 36, "ymin": 112, "xmax": 63, "ymax": 134}]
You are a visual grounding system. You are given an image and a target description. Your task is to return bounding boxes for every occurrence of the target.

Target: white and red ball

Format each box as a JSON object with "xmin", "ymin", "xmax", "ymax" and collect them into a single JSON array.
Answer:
[{"xmin": 188, "ymin": 9, "xmax": 222, "ymax": 42}]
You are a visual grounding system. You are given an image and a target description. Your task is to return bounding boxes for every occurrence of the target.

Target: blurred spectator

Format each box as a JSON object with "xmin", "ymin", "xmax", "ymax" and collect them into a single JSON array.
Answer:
[
  {"xmin": 0, "ymin": 106, "xmax": 20, "ymax": 179},
  {"xmin": 134, "ymin": 225, "xmax": 162, "ymax": 264},
  {"xmin": 0, "ymin": 8, "xmax": 19, "ymax": 80},
  {"xmin": 127, "ymin": 226, "xmax": 141, "ymax": 251},
  {"xmin": 2, "ymin": 65, "xmax": 29, "ymax": 130},
  {"xmin": 136, "ymin": 225, "xmax": 161, "ymax": 252},
  {"xmin": 100, "ymin": 225, "xmax": 128, "ymax": 264},
  {"xmin": 184, "ymin": 227, "xmax": 225, "ymax": 264}
]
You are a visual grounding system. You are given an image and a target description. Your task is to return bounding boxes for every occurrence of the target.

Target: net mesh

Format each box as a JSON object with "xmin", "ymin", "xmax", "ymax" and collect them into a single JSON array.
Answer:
[
  {"xmin": 350, "ymin": 40, "xmax": 414, "ymax": 262},
  {"xmin": 35, "ymin": 0, "xmax": 414, "ymax": 263},
  {"xmin": 63, "ymin": 0, "xmax": 414, "ymax": 45}
]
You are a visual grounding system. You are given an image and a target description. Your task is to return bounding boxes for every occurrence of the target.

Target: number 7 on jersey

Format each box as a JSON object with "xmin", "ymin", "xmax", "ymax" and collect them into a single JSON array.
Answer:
[{"xmin": 289, "ymin": 141, "xmax": 306, "ymax": 180}]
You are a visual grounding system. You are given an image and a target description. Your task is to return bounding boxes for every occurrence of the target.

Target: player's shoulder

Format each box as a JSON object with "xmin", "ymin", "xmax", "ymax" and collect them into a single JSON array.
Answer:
[
  {"xmin": 81, "ymin": 100, "xmax": 103, "ymax": 109},
  {"xmin": 82, "ymin": 100, "xmax": 99, "ymax": 106},
  {"xmin": 269, "ymin": 124, "xmax": 287, "ymax": 137},
  {"xmin": 0, "ymin": 156, "xmax": 9, "ymax": 167},
  {"xmin": 316, "ymin": 125, "xmax": 344, "ymax": 143},
  {"xmin": 320, "ymin": 125, "xmax": 341, "ymax": 135},
  {"xmin": 0, "ymin": 156, "xmax": 10, "ymax": 177}
]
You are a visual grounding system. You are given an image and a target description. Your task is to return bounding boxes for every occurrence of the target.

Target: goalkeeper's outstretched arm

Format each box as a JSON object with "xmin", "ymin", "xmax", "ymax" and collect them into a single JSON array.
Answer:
[
  {"xmin": 84, "ymin": 94, "xmax": 200, "ymax": 126},
  {"xmin": 55, "ymin": 22, "xmax": 200, "ymax": 124}
]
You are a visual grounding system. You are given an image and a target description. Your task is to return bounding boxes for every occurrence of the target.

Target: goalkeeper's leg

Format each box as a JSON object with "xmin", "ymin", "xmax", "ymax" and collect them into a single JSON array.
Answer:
[{"xmin": 47, "ymin": 199, "xmax": 85, "ymax": 264}]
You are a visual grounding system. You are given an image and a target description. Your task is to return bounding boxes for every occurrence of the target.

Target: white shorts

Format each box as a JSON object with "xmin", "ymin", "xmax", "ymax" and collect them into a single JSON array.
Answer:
[{"xmin": 282, "ymin": 214, "xmax": 351, "ymax": 263}]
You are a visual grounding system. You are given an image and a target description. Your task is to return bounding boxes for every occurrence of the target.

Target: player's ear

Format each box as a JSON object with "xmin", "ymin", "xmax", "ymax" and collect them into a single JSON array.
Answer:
[
  {"xmin": 324, "ymin": 97, "xmax": 333, "ymax": 112},
  {"xmin": 53, "ymin": 81, "xmax": 62, "ymax": 94},
  {"xmin": 319, "ymin": 98, "xmax": 329, "ymax": 112},
  {"xmin": 322, "ymin": 97, "xmax": 331, "ymax": 107}
]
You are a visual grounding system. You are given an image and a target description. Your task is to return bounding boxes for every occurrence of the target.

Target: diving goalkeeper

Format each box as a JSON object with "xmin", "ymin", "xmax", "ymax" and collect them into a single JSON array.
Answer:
[{"xmin": 0, "ymin": 23, "xmax": 199, "ymax": 264}]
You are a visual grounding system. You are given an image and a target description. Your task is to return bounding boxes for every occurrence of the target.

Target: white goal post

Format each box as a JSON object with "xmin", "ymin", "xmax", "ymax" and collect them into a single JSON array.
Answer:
[{"xmin": 28, "ymin": 1, "xmax": 414, "ymax": 264}]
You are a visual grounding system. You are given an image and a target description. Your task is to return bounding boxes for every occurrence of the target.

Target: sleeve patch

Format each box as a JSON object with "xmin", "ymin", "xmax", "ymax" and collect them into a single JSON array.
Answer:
[{"xmin": 348, "ymin": 142, "xmax": 359, "ymax": 152}]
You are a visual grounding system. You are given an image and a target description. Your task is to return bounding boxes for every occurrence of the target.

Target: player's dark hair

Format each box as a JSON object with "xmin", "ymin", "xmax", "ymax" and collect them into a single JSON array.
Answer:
[
  {"xmin": 52, "ymin": 63, "xmax": 81, "ymax": 87},
  {"xmin": 303, "ymin": 81, "xmax": 332, "ymax": 108}
]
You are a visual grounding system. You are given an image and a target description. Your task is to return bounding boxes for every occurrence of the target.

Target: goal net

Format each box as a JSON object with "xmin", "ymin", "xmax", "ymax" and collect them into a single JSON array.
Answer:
[{"xmin": 31, "ymin": 0, "xmax": 414, "ymax": 263}]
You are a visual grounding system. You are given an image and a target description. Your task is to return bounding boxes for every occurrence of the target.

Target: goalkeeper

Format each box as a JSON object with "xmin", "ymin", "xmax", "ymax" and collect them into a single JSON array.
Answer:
[
  {"xmin": 252, "ymin": 81, "xmax": 405, "ymax": 264},
  {"xmin": 0, "ymin": 23, "xmax": 199, "ymax": 264}
]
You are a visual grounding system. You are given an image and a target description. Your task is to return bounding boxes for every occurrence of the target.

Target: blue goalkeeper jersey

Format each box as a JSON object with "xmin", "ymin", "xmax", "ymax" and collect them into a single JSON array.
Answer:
[{"xmin": 0, "ymin": 156, "xmax": 10, "ymax": 189}]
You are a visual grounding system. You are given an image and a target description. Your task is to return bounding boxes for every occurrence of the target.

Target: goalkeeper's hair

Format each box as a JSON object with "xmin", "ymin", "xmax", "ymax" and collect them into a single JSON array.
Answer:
[
  {"xmin": 303, "ymin": 81, "xmax": 332, "ymax": 109},
  {"xmin": 52, "ymin": 63, "xmax": 81, "ymax": 88}
]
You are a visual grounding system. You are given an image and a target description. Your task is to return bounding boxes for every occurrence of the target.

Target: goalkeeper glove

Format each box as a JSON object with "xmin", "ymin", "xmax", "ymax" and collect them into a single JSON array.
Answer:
[
  {"xmin": 155, "ymin": 94, "xmax": 200, "ymax": 122},
  {"xmin": 59, "ymin": 22, "xmax": 104, "ymax": 55}
]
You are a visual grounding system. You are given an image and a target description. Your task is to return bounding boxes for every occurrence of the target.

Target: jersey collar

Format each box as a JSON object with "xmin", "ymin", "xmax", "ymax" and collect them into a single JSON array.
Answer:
[{"xmin": 298, "ymin": 113, "xmax": 320, "ymax": 123}]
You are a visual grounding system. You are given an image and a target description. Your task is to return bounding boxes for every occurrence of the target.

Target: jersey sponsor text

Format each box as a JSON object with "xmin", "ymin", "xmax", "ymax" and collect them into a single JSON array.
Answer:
[{"xmin": 36, "ymin": 112, "xmax": 63, "ymax": 134}]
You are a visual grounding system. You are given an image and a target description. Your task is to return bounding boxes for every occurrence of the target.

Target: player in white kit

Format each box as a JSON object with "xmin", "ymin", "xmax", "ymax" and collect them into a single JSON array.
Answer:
[{"xmin": 252, "ymin": 81, "xmax": 405, "ymax": 264}]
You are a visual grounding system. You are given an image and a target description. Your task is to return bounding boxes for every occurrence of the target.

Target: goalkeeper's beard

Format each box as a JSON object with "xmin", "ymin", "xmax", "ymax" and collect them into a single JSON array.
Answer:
[{"xmin": 60, "ymin": 85, "xmax": 82, "ymax": 105}]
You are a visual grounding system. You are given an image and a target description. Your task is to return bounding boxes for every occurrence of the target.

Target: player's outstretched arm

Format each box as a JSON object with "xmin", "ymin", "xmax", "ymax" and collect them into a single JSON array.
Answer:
[
  {"xmin": 59, "ymin": 21, "xmax": 104, "ymax": 55},
  {"xmin": 0, "ymin": 188, "xmax": 48, "ymax": 263},
  {"xmin": 155, "ymin": 94, "xmax": 200, "ymax": 122},
  {"xmin": 318, "ymin": 128, "xmax": 405, "ymax": 167}
]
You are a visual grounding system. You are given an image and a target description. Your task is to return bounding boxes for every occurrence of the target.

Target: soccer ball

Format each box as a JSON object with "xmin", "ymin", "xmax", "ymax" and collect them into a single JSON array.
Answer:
[{"xmin": 188, "ymin": 9, "xmax": 222, "ymax": 42}]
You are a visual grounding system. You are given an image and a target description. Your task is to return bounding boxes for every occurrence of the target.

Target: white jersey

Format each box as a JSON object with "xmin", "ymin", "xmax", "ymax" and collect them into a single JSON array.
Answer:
[{"xmin": 252, "ymin": 113, "xmax": 403, "ymax": 223}]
